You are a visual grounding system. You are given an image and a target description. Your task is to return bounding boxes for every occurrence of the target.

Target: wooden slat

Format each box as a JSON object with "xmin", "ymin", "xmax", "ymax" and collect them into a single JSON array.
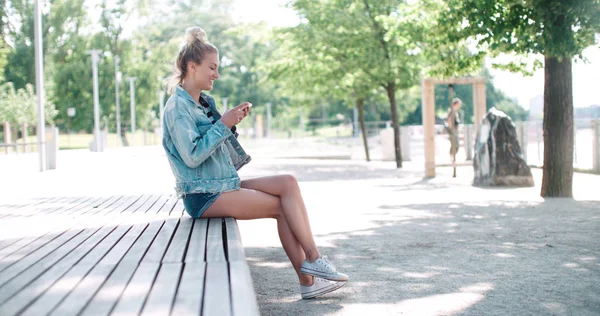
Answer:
[
  {"xmin": 0, "ymin": 195, "xmax": 123, "ymax": 277},
  {"xmin": 99, "ymin": 195, "xmax": 170, "ymax": 266},
  {"xmin": 0, "ymin": 196, "xmax": 105, "ymax": 262},
  {"xmin": 202, "ymin": 262, "xmax": 231, "ymax": 316},
  {"xmin": 31, "ymin": 196, "xmax": 90, "ymax": 217},
  {"xmin": 109, "ymin": 262, "xmax": 160, "ymax": 315},
  {"xmin": 50, "ymin": 195, "xmax": 171, "ymax": 315},
  {"xmin": 225, "ymin": 218, "xmax": 259, "ymax": 315},
  {"xmin": 185, "ymin": 219, "xmax": 208, "ymax": 262},
  {"xmin": 0, "ymin": 196, "xmax": 61, "ymax": 216},
  {"xmin": 0, "ymin": 196, "xmax": 86, "ymax": 252},
  {"xmin": 0, "ymin": 196, "xmax": 79, "ymax": 239},
  {"xmin": 1, "ymin": 194, "xmax": 260, "ymax": 316},
  {"xmin": 161, "ymin": 218, "xmax": 194, "ymax": 263},
  {"xmin": 48, "ymin": 263, "xmax": 115, "ymax": 316},
  {"xmin": 0, "ymin": 199, "xmax": 37, "ymax": 216},
  {"xmin": 0, "ymin": 222, "xmax": 105, "ymax": 307},
  {"xmin": 205, "ymin": 218, "xmax": 226, "ymax": 262},
  {"xmin": 169, "ymin": 198, "xmax": 186, "ymax": 216},
  {"xmin": 43, "ymin": 196, "xmax": 163, "ymax": 315},
  {"xmin": 229, "ymin": 261, "xmax": 260, "ymax": 316},
  {"xmin": 50, "ymin": 196, "xmax": 101, "ymax": 217},
  {"xmin": 79, "ymin": 261, "xmax": 139, "ymax": 316},
  {"xmin": 141, "ymin": 200, "xmax": 184, "ymax": 263},
  {"xmin": 0, "ymin": 196, "xmax": 58, "ymax": 219},
  {"xmin": 80, "ymin": 196, "xmax": 178, "ymax": 316},
  {"xmin": 0, "ymin": 195, "xmax": 121, "ymax": 272},
  {"xmin": 224, "ymin": 217, "xmax": 245, "ymax": 262},
  {"xmin": 139, "ymin": 263, "xmax": 183, "ymax": 315},
  {"xmin": 19, "ymin": 196, "xmax": 153, "ymax": 315},
  {"xmin": 0, "ymin": 228, "xmax": 83, "ymax": 284},
  {"xmin": 0, "ymin": 195, "xmax": 143, "ymax": 315},
  {"xmin": 0, "ymin": 196, "xmax": 92, "ymax": 221},
  {"xmin": 171, "ymin": 261, "xmax": 206, "ymax": 315}
]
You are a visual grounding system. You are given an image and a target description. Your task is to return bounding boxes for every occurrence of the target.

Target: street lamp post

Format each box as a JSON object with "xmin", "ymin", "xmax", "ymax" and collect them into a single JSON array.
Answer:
[
  {"xmin": 34, "ymin": 0, "xmax": 46, "ymax": 171},
  {"xmin": 115, "ymin": 56, "xmax": 121, "ymax": 145},
  {"xmin": 87, "ymin": 49, "xmax": 103, "ymax": 152},
  {"xmin": 128, "ymin": 77, "xmax": 137, "ymax": 145}
]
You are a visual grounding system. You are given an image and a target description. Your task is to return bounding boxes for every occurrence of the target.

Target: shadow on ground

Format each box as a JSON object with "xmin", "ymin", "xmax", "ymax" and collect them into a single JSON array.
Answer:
[
  {"xmin": 246, "ymin": 199, "xmax": 600, "ymax": 316},
  {"xmin": 241, "ymin": 161, "xmax": 421, "ymax": 183}
]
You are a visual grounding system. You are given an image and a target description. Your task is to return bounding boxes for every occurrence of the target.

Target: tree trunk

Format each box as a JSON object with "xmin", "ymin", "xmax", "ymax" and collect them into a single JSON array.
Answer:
[
  {"xmin": 356, "ymin": 98, "xmax": 370, "ymax": 161},
  {"xmin": 541, "ymin": 56, "xmax": 573, "ymax": 197},
  {"xmin": 386, "ymin": 82, "xmax": 402, "ymax": 168}
]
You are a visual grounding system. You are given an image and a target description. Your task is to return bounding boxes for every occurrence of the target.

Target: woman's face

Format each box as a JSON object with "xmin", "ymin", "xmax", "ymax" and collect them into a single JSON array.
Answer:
[
  {"xmin": 453, "ymin": 100, "xmax": 462, "ymax": 110},
  {"xmin": 190, "ymin": 51, "xmax": 220, "ymax": 91}
]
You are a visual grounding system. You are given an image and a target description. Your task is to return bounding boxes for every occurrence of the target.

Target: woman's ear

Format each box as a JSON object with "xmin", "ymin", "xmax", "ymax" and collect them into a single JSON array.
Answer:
[{"xmin": 187, "ymin": 62, "xmax": 196, "ymax": 73}]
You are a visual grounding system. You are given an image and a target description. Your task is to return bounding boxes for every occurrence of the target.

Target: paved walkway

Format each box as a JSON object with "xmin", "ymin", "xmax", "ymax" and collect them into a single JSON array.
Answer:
[{"xmin": 1, "ymin": 138, "xmax": 599, "ymax": 315}]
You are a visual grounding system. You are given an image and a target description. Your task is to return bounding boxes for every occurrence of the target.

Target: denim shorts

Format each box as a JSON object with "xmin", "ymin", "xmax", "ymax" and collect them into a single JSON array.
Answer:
[{"xmin": 183, "ymin": 193, "xmax": 221, "ymax": 218}]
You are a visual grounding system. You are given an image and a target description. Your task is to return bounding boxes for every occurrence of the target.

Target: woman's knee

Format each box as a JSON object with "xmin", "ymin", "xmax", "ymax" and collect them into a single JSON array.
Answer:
[{"xmin": 279, "ymin": 174, "xmax": 299, "ymax": 192}]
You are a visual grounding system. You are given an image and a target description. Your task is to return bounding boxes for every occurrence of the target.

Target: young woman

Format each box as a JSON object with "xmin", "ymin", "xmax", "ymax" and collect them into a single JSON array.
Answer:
[{"xmin": 162, "ymin": 26, "xmax": 348, "ymax": 299}]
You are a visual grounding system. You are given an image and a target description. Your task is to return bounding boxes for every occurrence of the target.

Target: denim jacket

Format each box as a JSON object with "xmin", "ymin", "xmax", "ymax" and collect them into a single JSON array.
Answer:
[{"xmin": 162, "ymin": 86, "xmax": 251, "ymax": 197}]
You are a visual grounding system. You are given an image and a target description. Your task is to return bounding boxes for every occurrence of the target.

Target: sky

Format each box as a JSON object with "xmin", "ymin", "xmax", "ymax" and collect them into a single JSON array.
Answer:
[{"xmin": 230, "ymin": 0, "xmax": 599, "ymax": 109}]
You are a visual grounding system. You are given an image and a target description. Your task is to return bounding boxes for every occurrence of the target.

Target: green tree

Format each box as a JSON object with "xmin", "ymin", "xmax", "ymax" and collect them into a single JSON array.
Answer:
[
  {"xmin": 287, "ymin": 0, "xmax": 434, "ymax": 167},
  {"xmin": 267, "ymin": 20, "xmax": 380, "ymax": 160},
  {"xmin": 442, "ymin": 0, "xmax": 600, "ymax": 197},
  {"xmin": 0, "ymin": 83, "xmax": 56, "ymax": 125},
  {"xmin": 2, "ymin": 0, "xmax": 86, "ymax": 89},
  {"xmin": 1, "ymin": 0, "xmax": 86, "ymax": 131}
]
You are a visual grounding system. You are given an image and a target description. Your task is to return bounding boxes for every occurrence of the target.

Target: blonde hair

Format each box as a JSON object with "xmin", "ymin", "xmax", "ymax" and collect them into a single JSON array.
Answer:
[{"xmin": 167, "ymin": 27, "xmax": 218, "ymax": 93}]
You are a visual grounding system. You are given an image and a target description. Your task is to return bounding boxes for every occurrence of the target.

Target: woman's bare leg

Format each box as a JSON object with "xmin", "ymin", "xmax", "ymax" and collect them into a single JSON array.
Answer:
[
  {"xmin": 241, "ymin": 175, "xmax": 319, "ymax": 260},
  {"xmin": 201, "ymin": 175, "xmax": 320, "ymax": 285},
  {"xmin": 241, "ymin": 175, "xmax": 321, "ymax": 284}
]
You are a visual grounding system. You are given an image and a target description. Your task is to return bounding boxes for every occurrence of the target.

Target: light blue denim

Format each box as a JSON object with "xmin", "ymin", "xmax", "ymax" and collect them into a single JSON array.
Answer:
[
  {"xmin": 183, "ymin": 192, "xmax": 220, "ymax": 218},
  {"xmin": 162, "ymin": 85, "xmax": 251, "ymax": 198}
]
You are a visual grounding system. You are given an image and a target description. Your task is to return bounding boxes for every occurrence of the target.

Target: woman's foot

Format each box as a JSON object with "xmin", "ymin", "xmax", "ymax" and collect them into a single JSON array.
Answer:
[
  {"xmin": 301, "ymin": 255, "xmax": 349, "ymax": 282},
  {"xmin": 300, "ymin": 277, "xmax": 347, "ymax": 299}
]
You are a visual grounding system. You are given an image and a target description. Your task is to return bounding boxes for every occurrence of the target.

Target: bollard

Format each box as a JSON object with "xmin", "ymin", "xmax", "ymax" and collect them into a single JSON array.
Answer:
[
  {"xmin": 593, "ymin": 120, "xmax": 600, "ymax": 174},
  {"xmin": 380, "ymin": 128, "xmax": 394, "ymax": 161},
  {"xmin": 517, "ymin": 122, "xmax": 527, "ymax": 162},
  {"xmin": 401, "ymin": 126, "xmax": 411, "ymax": 161},
  {"xmin": 45, "ymin": 126, "xmax": 58, "ymax": 169},
  {"xmin": 102, "ymin": 126, "xmax": 109, "ymax": 149},
  {"xmin": 464, "ymin": 124, "xmax": 473, "ymax": 160}
]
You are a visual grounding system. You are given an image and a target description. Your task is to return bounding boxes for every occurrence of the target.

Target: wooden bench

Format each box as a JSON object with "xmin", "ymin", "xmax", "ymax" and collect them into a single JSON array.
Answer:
[{"xmin": 0, "ymin": 194, "xmax": 259, "ymax": 315}]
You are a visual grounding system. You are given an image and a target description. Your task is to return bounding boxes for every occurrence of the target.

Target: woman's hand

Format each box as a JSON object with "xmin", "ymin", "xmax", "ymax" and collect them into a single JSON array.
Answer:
[{"xmin": 220, "ymin": 102, "xmax": 251, "ymax": 127}]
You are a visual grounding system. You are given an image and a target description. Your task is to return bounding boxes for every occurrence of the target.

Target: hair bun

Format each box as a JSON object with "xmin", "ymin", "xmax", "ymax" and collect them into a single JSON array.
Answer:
[{"xmin": 185, "ymin": 27, "xmax": 207, "ymax": 45}]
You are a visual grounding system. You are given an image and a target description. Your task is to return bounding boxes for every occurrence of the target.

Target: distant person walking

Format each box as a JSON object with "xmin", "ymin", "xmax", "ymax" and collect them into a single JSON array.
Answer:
[
  {"xmin": 161, "ymin": 26, "xmax": 348, "ymax": 300},
  {"xmin": 446, "ymin": 97, "xmax": 462, "ymax": 177}
]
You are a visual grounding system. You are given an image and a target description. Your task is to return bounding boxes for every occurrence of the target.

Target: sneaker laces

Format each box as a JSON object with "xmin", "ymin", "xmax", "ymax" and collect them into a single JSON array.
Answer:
[{"xmin": 321, "ymin": 255, "xmax": 336, "ymax": 270}]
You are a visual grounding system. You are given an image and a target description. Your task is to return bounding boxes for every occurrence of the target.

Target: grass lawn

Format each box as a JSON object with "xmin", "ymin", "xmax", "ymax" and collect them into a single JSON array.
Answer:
[
  {"xmin": 2, "ymin": 130, "xmax": 162, "ymax": 152},
  {"xmin": 2, "ymin": 124, "xmax": 353, "ymax": 153}
]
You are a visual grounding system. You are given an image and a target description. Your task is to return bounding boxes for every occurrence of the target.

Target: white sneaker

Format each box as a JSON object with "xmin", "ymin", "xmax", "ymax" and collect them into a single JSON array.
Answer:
[
  {"xmin": 300, "ymin": 277, "xmax": 347, "ymax": 299},
  {"xmin": 301, "ymin": 255, "xmax": 349, "ymax": 282}
]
